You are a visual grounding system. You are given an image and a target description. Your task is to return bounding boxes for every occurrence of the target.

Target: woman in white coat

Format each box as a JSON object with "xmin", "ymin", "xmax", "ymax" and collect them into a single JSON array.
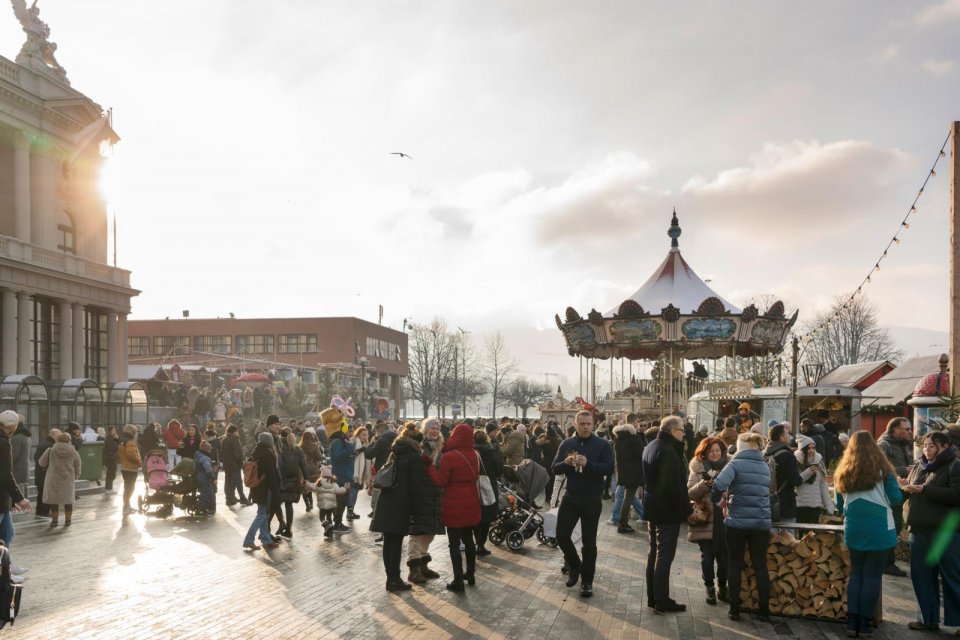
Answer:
[{"xmin": 794, "ymin": 433, "xmax": 836, "ymax": 526}]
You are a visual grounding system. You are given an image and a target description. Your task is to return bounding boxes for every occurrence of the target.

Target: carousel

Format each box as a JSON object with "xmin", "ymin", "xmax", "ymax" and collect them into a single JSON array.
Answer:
[{"xmin": 555, "ymin": 211, "xmax": 798, "ymax": 416}]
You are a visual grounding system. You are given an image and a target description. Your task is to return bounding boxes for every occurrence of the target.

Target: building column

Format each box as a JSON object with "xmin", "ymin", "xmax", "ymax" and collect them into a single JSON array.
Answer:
[
  {"xmin": 59, "ymin": 300, "xmax": 72, "ymax": 379},
  {"xmin": 13, "ymin": 132, "xmax": 31, "ymax": 244},
  {"xmin": 106, "ymin": 310, "xmax": 118, "ymax": 383},
  {"xmin": 1, "ymin": 290, "xmax": 17, "ymax": 375},
  {"xmin": 72, "ymin": 303, "xmax": 85, "ymax": 378},
  {"xmin": 16, "ymin": 291, "xmax": 32, "ymax": 375},
  {"xmin": 118, "ymin": 311, "xmax": 128, "ymax": 382}
]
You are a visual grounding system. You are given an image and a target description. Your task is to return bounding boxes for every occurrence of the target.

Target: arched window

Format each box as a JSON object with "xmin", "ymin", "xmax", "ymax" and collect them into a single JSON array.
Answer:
[{"xmin": 57, "ymin": 210, "xmax": 76, "ymax": 254}]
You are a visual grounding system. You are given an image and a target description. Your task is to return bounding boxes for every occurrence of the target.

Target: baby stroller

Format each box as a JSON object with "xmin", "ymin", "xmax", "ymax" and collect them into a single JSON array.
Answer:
[
  {"xmin": 488, "ymin": 461, "xmax": 551, "ymax": 551},
  {"xmin": 138, "ymin": 453, "xmax": 201, "ymax": 518}
]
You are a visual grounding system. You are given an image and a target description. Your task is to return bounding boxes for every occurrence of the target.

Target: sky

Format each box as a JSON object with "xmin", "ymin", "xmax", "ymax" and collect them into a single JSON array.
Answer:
[{"xmin": 2, "ymin": 1, "xmax": 958, "ymax": 392}]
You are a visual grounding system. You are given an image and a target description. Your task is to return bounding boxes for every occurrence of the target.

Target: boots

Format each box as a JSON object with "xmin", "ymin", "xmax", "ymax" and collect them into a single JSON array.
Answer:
[
  {"xmin": 347, "ymin": 508, "xmax": 360, "ymax": 520},
  {"xmin": 385, "ymin": 575, "xmax": 412, "ymax": 592},
  {"xmin": 407, "ymin": 559, "xmax": 427, "ymax": 584},
  {"xmin": 64, "ymin": 505, "xmax": 73, "ymax": 527},
  {"xmin": 420, "ymin": 554, "xmax": 440, "ymax": 580},
  {"xmin": 705, "ymin": 586, "xmax": 717, "ymax": 605},
  {"xmin": 717, "ymin": 584, "xmax": 729, "ymax": 603},
  {"xmin": 465, "ymin": 555, "xmax": 476, "ymax": 586},
  {"xmin": 49, "ymin": 506, "xmax": 59, "ymax": 527}
]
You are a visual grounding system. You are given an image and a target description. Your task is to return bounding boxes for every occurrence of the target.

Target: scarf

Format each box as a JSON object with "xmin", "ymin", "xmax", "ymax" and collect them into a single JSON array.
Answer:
[
  {"xmin": 921, "ymin": 446, "xmax": 956, "ymax": 475},
  {"xmin": 701, "ymin": 456, "xmax": 727, "ymax": 474}
]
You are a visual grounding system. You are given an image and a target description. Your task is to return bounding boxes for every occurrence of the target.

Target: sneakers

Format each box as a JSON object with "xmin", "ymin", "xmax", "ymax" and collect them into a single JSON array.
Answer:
[
  {"xmin": 242, "ymin": 543, "xmax": 261, "ymax": 551},
  {"xmin": 332, "ymin": 524, "xmax": 350, "ymax": 533},
  {"xmin": 617, "ymin": 525, "xmax": 635, "ymax": 534},
  {"xmin": 705, "ymin": 586, "xmax": 717, "ymax": 605},
  {"xmin": 104, "ymin": 489, "xmax": 116, "ymax": 496},
  {"xmin": 605, "ymin": 519, "xmax": 618, "ymax": 526}
]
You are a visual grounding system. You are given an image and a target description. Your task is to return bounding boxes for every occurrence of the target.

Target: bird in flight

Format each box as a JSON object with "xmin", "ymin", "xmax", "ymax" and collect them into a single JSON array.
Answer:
[{"xmin": 390, "ymin": 152, "xmax": 412, "ymax": 159}]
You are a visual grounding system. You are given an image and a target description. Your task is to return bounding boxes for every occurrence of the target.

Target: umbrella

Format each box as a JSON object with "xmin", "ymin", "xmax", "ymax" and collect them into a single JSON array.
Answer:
[{"xmin": 235, "ymin": 372, "xmax": 269, "ymax": 383}]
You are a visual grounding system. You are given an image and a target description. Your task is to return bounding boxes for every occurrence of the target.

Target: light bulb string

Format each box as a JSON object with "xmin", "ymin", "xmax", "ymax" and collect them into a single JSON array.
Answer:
[{"xmin": 801, "ymin": 129, "xmax": 952, "ymax": 342}]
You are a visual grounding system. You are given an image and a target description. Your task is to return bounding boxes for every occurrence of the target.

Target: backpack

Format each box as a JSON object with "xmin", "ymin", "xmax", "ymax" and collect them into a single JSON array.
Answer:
[
  {"xmin": 243, "ymin": 457, "xmax": 262, "ymax": 488},
  {"xmin": 0, "ymin": 545, "xmax": 22, "ymax": 629},
  {"xmin": 766, "ymin": 451, "xmax": 784, "ymax": 522}
]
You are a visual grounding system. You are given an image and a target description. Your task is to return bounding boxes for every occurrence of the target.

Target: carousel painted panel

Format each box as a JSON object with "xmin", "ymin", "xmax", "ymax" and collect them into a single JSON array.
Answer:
[
  {"xmin": 681, "ymin": 318, "xmax": 736, "ymax": 341},
  {"xmin": 608, "ymin": 319, "xmax": 662, "ymax": 345}
]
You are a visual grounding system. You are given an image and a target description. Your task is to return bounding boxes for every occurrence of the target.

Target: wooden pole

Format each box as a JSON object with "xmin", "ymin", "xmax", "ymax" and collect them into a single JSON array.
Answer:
[
  {"xmin": 951, "ymin": 122, "xmax": 960, "ymax": 397},
  {"xmin": 790, "ymin": 336, "xmax": 800, "ymax": 428}
]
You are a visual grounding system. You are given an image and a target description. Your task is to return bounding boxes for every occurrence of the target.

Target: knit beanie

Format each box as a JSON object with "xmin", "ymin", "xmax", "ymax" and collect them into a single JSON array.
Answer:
[{"xmin": 257, "ymin": 432, "xmax": 274, "ymax": 445}]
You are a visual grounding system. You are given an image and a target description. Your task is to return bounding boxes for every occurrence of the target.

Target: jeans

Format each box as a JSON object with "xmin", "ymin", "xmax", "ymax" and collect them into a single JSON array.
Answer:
[
  {"xmin": 646, "ymin": 523, "xmax": 681, "ymax": 603},
  {"xmin": 243, "ymin": 502, "xmax": 274, "ymax": 545},
  {"xmin": 610, "ymin": 485, "xmax": 643, "ymax": 525},
  {"xmin": 0, "ymin": 511, "xmax": 12, "ymax": 549},
  {"xmin": 697, "ymin": 539, "xmax": 728, "ymax": 588},
  {"xmin": 348, "ymin": 483, "xmax": 360, "ymax": 510},
  {"xmin": 726, "ymin": 527, "xmax": 770, "ymax": 614},
  {"xmin": 557, "ymin": 494, "xmax": 602, "ymax": 585},
  {"xmin": 447, "ymin": 527, "xmax": 476, "ymax": 582},
  {"xmin": 382, "ymin": 533, "xmax": 405, "ymax": 581},
  {"xmin": 847, "ymin": 548, "xmax": 888, "ymax": 633},
  {"xmin": 910, "ymin": 530, "xmax": 960, "ymax": 626},
  {"xmin": 224, "ymin": 468, "xmax": 247, "ymax": 503},
  {"xmin": 121, "ymin": 470, "xmax": 138, "ymax": 509}
]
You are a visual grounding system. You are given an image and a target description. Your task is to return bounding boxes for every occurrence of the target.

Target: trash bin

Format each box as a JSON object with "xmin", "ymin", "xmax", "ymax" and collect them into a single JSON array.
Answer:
[{"xmin": 78, "ymin": 441, "xmax": 104, "ymax": 482}]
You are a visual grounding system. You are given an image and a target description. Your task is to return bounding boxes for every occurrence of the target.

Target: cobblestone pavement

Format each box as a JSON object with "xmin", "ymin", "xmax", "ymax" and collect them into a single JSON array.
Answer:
[{"xmin": 6, "ymin": 481, "xmax": 937, "ymax": 639}]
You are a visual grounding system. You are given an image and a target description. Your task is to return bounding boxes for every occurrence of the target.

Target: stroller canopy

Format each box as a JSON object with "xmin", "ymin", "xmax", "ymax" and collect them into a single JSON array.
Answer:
[{"xmin": 514, "ymin": 460, "xmax": 549, "ymax": 503}]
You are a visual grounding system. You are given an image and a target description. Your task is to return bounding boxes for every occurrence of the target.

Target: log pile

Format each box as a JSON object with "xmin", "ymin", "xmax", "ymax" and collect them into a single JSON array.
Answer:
[{"xmin": 739, "ymin": 529, "xmax": 850, "ymax": 620}]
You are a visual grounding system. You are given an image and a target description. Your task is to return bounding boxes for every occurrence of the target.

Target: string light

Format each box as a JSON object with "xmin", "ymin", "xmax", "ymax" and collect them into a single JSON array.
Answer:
[{"xmin": 800, "ymin": 129, "xmax": 950, "ymax": 343}]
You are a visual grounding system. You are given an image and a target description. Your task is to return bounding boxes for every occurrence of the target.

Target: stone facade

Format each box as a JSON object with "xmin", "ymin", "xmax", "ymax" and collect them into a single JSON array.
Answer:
[{"xmin": 0, "ymin": 50, "xmax": 138, "ymax": 382}]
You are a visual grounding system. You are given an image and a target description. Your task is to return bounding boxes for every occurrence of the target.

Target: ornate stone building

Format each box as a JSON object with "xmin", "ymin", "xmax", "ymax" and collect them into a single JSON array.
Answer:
[{"xmin": 0, "ymin": 6, "xmax": 138, "ymax": 382}]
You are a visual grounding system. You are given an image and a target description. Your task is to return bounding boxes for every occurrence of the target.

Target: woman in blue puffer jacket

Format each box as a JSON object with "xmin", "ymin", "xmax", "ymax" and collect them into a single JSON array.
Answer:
[{"xmin": 711, "ymin": 432, "xmax": 771, "ymax": 623}]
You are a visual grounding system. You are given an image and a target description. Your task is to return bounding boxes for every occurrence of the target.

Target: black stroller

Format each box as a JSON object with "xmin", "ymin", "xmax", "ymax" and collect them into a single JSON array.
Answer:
[
  {"xmin": 138, "ymin": 456, "xmax": 202, "ymax": 519},
  {"xmin": 488, "ymin": 460, "xmax": 551, "ymax": 551}
]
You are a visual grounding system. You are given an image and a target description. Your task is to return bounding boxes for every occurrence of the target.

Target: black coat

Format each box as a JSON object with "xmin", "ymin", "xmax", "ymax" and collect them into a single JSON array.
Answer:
[
  {"xmin": 279, "ymin": 445, "xmax": 308, "ymax": 503},
  {"xmin": 476, "ymin": 442, "xmax": 504, "ymax": 524},
  {"xmin": 410, "ymin": 438, "xmax": 445, "ymax": 536},
  {"xmin": 34, "ymin": 435, "xmax": 55, "ymax": 483},
  {"xmin": 764, "ymin": 441, "xmax": 804, "ymax": 521},
  {"xmin": 366, "ymin": 430, "xmax": 397, "ymax": 469},
  {"xmin": 102, "ymin": 434, "xmax": 120, "ymax": 465},
  {"xmin": 0, "ymin": 433, "xmax": 24, "ymax": 512},
  {"xmin": 220, "ymin": 433, "xmax": 244, "ymax": 472},
  {"xmin": 370, "ymin": 436, "xmax": 425, "ymax": 536},
  {"xmin": 248, "ymin": 443, "xmax": 281, "ymax": 506},
  {"xmin": 641, "ymin": 431, "xmax": 692, "ymax": 525},
  {"xmin": 905, "ymin": 450, "xmax": 960, "ymax": 532},
  {"xmin": 138, "ymin": 428, "xmax": 161, "ymax": 456},
  {"xmin": 613, "ymin": 424, "xmax": 645, "ymax": 487}
]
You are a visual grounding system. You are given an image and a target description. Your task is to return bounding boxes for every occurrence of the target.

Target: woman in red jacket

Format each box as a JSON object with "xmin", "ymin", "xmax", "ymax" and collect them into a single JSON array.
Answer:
[{"xmin": 425, "ymin": 423, "xmax": 481, "ymax": 592}]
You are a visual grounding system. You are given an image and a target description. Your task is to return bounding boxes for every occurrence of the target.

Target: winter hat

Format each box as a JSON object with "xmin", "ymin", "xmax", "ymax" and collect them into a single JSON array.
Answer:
[
  {"xmin": 0, "ymin": 410, "xmax": 18, "ymax": 428},
  {"xmin": 266, "ymin": 414, "xmax": 281, "ymax": 428},
  {"xmin": 516, "ymin": 425, "xmax": 527, "ymax": 434},
  {"xmin": 324, "ymin": 418, "xmax": 343, "ymax": 439},
  {"xmin": 795, "ymin": 434, "xmax": 816, "ymax": 451},
  {"xmin": 838, "ymin": 433, "xmax": 849, "ymax": 444},
  {"xmin": 751, "ymin": 423, "xmax": 764, "ymax": 434},
  {"xmin": 257, "ymin": 432, "xmax": 274, "ymax": 445},
  {"xmin": 304, "ymin": 426, "xmax": 316, "ymax": 435},
  {"xmin": 767, "ymin": 419, "xmax": 780, "ymax": 428},
  {"xmin": 320, "ymin": 465, "xmax": 333, "ymax": 478}
]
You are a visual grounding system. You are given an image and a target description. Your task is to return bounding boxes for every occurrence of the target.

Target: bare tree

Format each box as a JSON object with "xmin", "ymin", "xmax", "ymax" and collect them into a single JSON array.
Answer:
[
  {"xmin": 802, "ymin": 294, "xmax": 904, "ymax": 371},
  {"xmin": 406, "ymin": 319, "xmax": 460, "ymax": 417},
  {"xmin": 505, "ymin": 377, "xmax": 551, "ymax": 418},
  {"xmin": 483, "ymin": 331, "xmax": 517, "ymax": 418},
  {"xmin": 713, "ymin": 293, "xmax": 793, "ymax": 386}
]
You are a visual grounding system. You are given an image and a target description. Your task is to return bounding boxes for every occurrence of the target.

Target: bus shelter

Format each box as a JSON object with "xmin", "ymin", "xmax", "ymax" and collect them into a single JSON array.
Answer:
[
  {"xmin": 49, "ymin": 379, "xmax": 104, "ymax": 431},
  {"xmin": 102, "ymin": 382, "xmax": 149, "ymax": 428},
  {"xmin": 0, "ymin": 375, "xmax": 50, "ymax": 446}
]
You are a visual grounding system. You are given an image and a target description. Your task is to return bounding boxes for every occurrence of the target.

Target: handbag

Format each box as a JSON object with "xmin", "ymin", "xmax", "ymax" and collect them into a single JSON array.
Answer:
[
  {"xmin": 687, "ymin": 499, "xmax": 710, "ymax": 526},
  {"xmin": 456, "ymin": 450, "xmax": 497, "ymax": 507},
  {"xmin": 372, "ymin": 453, "xmax": 397, "ymax": 490}
]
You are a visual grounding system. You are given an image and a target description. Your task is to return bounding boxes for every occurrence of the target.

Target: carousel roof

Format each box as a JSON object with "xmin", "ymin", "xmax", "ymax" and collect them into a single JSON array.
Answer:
[
  {"xmin": 607, "ymin": 246, "xmax": 740, "ymax": 317},
  {"xmin": 556, "ymin": 210, "xmax": 797, "ymax": 360}
]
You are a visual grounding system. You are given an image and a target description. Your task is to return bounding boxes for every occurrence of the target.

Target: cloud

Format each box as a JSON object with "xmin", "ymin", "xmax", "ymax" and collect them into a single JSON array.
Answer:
[
  {"xmin": 922, "ymin": 59, "xmax": 954, "ymax": 75},
  {"xmin": 682, "ymin": 140, "xmax": 916, "ymax": 238},
  {"xmin": 916, "ymin": 0, "xmax": 960, "ymax": 27},
  {"xmin": 878, "ymin": 45, "xmax": 900, "ymax": 62}
]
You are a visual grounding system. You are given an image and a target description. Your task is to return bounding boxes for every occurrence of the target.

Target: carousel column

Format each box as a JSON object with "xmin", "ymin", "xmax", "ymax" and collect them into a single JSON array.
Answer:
[
  {"xmin": 1, "ymin": 290, "xmax": 17, "ymax": 375},
  {"xmin": 59, "ymin": 300, "xmax": 73, "ymax": 378},
  {"xmin": 72, "ymin": 303, "xmax": 85, "ymax": 378},
  {"xmin": 16, "ymin": 291, "xmax": 32, "ymax": 375},
  {"xmin": 106, "ymin": 310, "xmax": 118, "ymax": 383},
  {"xmin": 118, "ymin": 312, "xmax": 128, "ymax": 382}
]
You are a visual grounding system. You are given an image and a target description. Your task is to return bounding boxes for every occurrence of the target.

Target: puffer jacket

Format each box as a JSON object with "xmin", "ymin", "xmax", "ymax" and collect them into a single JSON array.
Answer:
[
  {"xmin": 877, "ymin": 432, "xmax": 914, "ymax": 478},
  {"xmin": 305, "ymin": 477, "xmax": 346, "ymax": 510},
  {"xmin": 687, "ymin": 454, "xmax": 729, "ymax": 542},
  {"xmin": 711, "ymin": 447, "xmax": 771, "ymax": 531},
  {"xmin": 329, "ymin": 432, "xmax": 355, "ymax": 485},
  {"xmin": 795, "ymin": 450, "xmax": 836, "ymax": 513},
  {"xmin": 410, "ymin": 437, "xmax": 445, "ymax": 536},
  {"xmin": 119, "ymin": 434, "xmax": 142, "ymax": 472},
  {"xmin": 904, "ymin": 447, "xmax": 960, "ymax": 532},
  {"xmin": 501, "ymin": 429, "xmax": 527, "ymax": 466},
  {"xmin": 613, "ymin": 423, "xmax": 645, "ymax": 487},
  {"xmin": 426, "ymin": 424, "xmax": 481, "ymax": 528},
  {"xmin": 370, "ymin": 436, "xmax": 426, "ymax": 535}
]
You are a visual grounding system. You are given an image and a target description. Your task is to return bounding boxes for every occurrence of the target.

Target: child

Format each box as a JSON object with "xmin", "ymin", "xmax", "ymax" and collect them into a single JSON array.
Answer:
[{"xmin": 305, "ymin": 465, "xmax": 347, "ymax": 538}]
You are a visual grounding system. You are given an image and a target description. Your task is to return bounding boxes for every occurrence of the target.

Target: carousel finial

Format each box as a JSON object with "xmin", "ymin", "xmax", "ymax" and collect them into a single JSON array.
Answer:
[{"xmin": 668, "ymin": 208, "xmax": 681, "ymax": 249}]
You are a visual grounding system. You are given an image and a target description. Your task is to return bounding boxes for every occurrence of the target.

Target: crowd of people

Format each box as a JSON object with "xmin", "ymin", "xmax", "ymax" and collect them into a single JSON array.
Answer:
[{"xmin": 5, "ymin": 400, "xmax": 960, "ymax": 636}]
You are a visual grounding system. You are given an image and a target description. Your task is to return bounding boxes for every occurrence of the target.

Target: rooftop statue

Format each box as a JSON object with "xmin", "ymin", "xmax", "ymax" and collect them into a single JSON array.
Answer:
[{"xmin": 11, "ymin": 0, "xmax": 68, "ymax": 81}]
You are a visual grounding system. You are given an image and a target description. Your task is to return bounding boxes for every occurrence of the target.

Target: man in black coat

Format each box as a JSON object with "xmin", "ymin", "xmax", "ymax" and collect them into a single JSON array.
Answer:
[
  {"xmin": 765, "ymin": 423, "xmax": 807, "ymax": 532},
  {"xmin": 221, "ymin": 425, "xmax": 249, "ymax": 505},
  {"xmin": 612, "ymin": 415, "xmax": 645, "ymax": 533},
  {"xmin": 0, "ymin": 411, "xmax": 32, "ymax": 553},
  {"xmin": 641, "ymin": 416, "xmax": 693, "ymax": 613}
]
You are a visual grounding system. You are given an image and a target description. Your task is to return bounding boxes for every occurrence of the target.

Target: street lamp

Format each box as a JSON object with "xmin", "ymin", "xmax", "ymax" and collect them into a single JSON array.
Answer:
[
  {"xmin": 457, "ymin": 327, "xmax": 471, "ymax": 418},
  {"xmin": 358, "ymin": 356, "xmax": 368, "ymax": 417}
]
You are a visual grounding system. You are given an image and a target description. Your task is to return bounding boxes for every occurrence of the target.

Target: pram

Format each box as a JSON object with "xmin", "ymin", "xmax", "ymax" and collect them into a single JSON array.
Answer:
[
  {"xmin": 488, "ymin": 460, "xmax": 552, "ymax": 551},
  {"xmin": 137, "ymin": 451, "xmax": 202, "ymax": 518}
]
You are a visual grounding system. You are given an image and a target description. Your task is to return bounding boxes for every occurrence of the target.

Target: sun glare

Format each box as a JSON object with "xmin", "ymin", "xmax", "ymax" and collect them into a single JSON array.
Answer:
[{"xmin": 98, "ymin": 152, "xmax": 124, "ymax": 207}]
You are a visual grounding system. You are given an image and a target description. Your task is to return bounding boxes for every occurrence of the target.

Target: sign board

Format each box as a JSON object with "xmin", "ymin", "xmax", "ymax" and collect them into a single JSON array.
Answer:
[
  {"xmin": 761, "ymin": 399, "xmax": 788, "ymax": 432},
  {"xmin": 706, "ymin": 380, "xmax": 754, "ymax": 399}
]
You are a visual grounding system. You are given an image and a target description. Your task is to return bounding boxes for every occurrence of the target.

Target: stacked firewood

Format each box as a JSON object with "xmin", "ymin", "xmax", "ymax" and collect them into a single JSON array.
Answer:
[{"xmin": 739, "ymin": 529, "xmax": 850, "ymax": 619}]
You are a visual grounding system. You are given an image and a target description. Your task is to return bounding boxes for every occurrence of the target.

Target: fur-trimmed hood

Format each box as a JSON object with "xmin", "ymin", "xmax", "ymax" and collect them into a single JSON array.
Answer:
[{"xmin": 613, "ymin": 423, "xmax": 636, "ymax": 436}]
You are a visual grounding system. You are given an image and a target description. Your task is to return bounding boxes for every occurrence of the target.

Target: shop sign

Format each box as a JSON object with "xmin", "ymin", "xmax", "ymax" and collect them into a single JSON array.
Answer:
[{"xmin": 706, "ymin": 380, "xmax": 753, "ymax": 399}]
